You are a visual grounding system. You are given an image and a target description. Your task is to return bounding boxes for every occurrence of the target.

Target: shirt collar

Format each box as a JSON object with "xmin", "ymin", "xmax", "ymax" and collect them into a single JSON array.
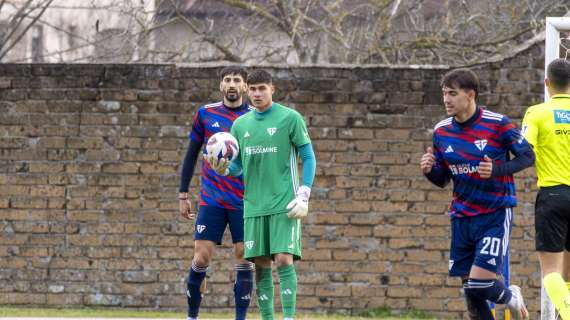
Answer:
[{"xmin": 551, "ymin": 94, "xmax": 570, "ymax": 99}]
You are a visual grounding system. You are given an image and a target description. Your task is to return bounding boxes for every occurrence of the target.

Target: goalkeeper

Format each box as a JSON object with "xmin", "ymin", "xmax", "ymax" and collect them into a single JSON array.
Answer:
[{"xmin": 207, "ymin": 69, "xmax": 316, "ymax": 320}]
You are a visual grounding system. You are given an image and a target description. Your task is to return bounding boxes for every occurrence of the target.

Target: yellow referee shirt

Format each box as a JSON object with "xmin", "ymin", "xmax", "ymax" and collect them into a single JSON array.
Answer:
[{"xmin": 522, "ymin": 94, "xmax": 570, "ymax": 187}]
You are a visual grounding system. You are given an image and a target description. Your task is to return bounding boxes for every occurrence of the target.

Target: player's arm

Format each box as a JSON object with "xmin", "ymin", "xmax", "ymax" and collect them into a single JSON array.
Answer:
[
  {"xmin": 422, "ymin": 135, "xmax": 451, "ymax": 188},
  {"xmin": 287, "ymin": 143, "xmax": 316, "ymax": 219},
  {"xmin": 179, "ymin": 139, "xmax": 203, "ymax": 193},
  {"xmin": 490, "ymin": 118, "xmax": 535, "ymax": 177},
  {"xmin": 179, "ymin": 110, "xmax": 205, "ymax": 219}
]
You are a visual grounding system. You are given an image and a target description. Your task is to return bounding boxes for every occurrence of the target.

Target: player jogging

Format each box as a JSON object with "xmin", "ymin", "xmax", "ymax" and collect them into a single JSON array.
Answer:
[
  {"xmin": 420, "ymin": 68, "xmax": 534, "ymax": 320},
  {"xmin": 522, "ymin": 58, "xmax": 570, "ymax": 319},
  {"xmin": 207, "ymin": 69, "xmax": 317, "ymax": 320},
  {"xmin": 178, "ymin": 66, "xmax": 254, "ymax": 320}
]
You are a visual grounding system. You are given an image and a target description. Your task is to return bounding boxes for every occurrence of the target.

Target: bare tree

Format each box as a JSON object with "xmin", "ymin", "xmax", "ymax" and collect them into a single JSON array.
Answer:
[
  {"xmin": 0, "ymin": 0, "xmax": 55, "ymax": 61},
  {"xmin": 0, "ymin": 0, "xmax": 568, "ymax": 65}
]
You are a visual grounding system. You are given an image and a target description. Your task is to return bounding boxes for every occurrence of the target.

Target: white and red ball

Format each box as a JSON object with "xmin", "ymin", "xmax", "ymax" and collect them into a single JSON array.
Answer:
[{"xmin": 205, "ymin": 132, "xmax": 239, "ymax": 162}]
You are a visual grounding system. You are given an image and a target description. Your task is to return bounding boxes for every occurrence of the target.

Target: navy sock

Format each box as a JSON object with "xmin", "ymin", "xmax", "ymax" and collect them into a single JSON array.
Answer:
[
  {"xmin": 187, "ymin": 262, "xmax": 208, "ymax": 318},
  {"xmin": 465, "ymin": 278, "xmax": 512, "ymax": 304},
  {"xmin": 234, "ymin": 263, "xmax": 254, "ymax": 320},
  {"xmin": 463, "ymin": 279, "xmax": 494, "ymax": 320}
]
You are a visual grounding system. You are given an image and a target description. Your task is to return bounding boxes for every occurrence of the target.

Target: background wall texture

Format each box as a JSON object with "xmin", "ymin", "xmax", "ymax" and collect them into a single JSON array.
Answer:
[{"xmin": 0, "ymin": 43, "xmax": 545, "ymax": 319}]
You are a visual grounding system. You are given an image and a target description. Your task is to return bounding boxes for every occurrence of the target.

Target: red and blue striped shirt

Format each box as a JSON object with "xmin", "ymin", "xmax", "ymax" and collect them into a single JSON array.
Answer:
[
  {"xmin": 428, "ymin": 107, "xmax": 533, "ymax": 218},
  {"xmin": 190, "ymin": 101, "xmax": 252, "ymax": 209}
]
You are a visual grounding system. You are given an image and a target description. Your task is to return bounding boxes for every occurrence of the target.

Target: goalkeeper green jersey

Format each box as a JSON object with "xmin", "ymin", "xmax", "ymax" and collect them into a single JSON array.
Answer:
[{"xmin": 231, "ymin": 102, "xmax": 311, "ymax": 218}]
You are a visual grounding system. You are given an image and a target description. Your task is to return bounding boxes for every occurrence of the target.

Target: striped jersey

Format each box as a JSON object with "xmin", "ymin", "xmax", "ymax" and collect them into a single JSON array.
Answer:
[
  {"xmin": 230, "ymin": 103, "xmax": 311, "ymax": 218},
  {"xmin": 190, "ymin": 101, "xmax": 252, "ymax": 209},
  {"xmin": 431, "ymin": 107, "xmax": 531, "ymax": 218}
]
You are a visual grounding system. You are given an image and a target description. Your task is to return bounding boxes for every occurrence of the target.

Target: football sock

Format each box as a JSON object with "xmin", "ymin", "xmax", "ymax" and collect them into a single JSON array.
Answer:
[
  {"xmin": 278, "ymin": 264, "xmax": 297, "ymax": 319},
  {"xmin": 234, "ymin": 263, "xmax": 254, "ymax": 320},
  {"xmin": 462, "ymin": 279, "xmax": 494, "ymax": 320},
  {"xmin": 256, "ymin": 267, "xmax": 275, "ymax": 320},
  {"xmin": 187, "ymin": 262, "xmax": 208, "ymax": 318},
  {"xmin": 464, "ymin": 278, "xmax": 512, "ymax": 304},
  {"xmin": 544, "ymin": 273, "xmax": 570, "ymax": 319}
]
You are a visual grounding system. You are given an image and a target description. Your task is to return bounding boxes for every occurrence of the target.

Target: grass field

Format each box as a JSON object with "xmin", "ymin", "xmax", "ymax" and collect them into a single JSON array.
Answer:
[{"xmin": 0, "ymin": 306, "xmax": 436, "ymax": 320}]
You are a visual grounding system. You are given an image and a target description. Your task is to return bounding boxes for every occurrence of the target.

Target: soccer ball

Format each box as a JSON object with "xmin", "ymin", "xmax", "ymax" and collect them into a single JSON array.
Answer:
[{"xmin": 205, "ymin": 132, "xmax": 239, "ymax": 162}]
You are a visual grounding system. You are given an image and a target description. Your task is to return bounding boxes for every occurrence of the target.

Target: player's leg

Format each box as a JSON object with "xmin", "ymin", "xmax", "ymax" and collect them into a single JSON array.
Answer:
[
  {"xmin": 536, "ymin": 186, "xmax": 570, "ymax": 319},
  {"xmin": 254, "ymin": 256, "xmax": 274, "ymax": 320},
  {"xmin": 270, "ymin": 214, "xmax": 302, "ymax": 320},
  {"xmin": 563, "ymin": 251, "xmax": 570, "ymax": 291},
  {"xmin": 450, "ymin": 216, "xmax": 492, "ymax": 319},
  {"xmin": 465, "ymin": 208, "xmax": 528, "ymax": 320},
  {"xmin": 227, "ymin": 209, "xmax": 254, "ymax": 320},
  {"xmin": 244, "ymin": 215, "xmax": 274, "ymax": 320},
  {"xmin": 187, "ymin": 206, "xmax": 226, "ymax": 320}
]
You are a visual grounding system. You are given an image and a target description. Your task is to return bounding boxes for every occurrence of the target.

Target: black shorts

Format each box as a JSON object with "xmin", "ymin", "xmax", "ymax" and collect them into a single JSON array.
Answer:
[{"xmin": 535, "ymin": 185, "xmax": 570, "ymax": 252}]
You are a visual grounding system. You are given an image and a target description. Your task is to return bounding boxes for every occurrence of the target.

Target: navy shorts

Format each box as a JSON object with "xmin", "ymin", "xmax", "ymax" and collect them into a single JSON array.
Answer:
[
  {"xmin": 194, "ymin": 205, "xmax": 244, "ymax": 245},
  {"xmin": 449, "ymin": 208, "xmax": 513, "ymax": 277}
]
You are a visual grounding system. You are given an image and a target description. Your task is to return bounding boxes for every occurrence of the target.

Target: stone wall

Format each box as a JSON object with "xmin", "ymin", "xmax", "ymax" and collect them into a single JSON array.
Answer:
[{"xmin": 0, "ymin": 43, "xmax": 546, "ymax": 318}]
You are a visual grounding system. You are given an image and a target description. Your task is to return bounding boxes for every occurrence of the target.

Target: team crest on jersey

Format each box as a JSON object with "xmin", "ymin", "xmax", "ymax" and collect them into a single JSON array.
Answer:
[
  {"xmin": 474, "ymin": 139, "xmax": 487, "ymax": 151},
  {"xmin": 245, "ymin": 241, "xmax": 254, "ymax": 249},
  {"xmin": 267, "ymin": 127, "xmax": 277, "ymax": 136},
  {"xmin": 196, "ymin": 225, "xmax": 206, "ymax": 233}
]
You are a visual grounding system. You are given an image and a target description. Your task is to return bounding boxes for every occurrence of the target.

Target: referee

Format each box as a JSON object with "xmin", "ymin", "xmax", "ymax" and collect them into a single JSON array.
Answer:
[{"xmin": 522, "ymin": 58, "xmax": 570, "ymax": 319}]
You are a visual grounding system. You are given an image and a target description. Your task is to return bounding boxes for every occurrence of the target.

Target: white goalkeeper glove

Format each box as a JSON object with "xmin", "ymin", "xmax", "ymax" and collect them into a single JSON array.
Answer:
[
  {"xmin": 206, "ymin": 155, "xmax": 230, "ymax": 176},
  {"xmin": 286, "ymin": 185, "xmax": 311, "ymax": 219}
]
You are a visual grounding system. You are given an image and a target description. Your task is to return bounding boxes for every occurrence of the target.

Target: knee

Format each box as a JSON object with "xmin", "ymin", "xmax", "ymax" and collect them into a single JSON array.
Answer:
[
  {"xmin": 234, "ymin": 245, "xmax": 244, "ymax": 260},
  {"xmin": 193, "ymin": 249, "xmax": 212, "ymax": 267},
  {"xmin": 273, "ymin": 254, "xmax": 293, "ymax": 268}
]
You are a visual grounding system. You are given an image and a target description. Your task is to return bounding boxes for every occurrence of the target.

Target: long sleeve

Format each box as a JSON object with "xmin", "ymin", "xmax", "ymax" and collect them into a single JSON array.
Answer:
[{"xmin": 179, "ymin": 139, "xmax": 202, "ymax": 192}]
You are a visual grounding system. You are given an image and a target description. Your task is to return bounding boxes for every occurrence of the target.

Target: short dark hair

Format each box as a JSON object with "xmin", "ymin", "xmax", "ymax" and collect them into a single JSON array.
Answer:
[
  {"xmin": 441, "ymin": 68, "xmax": 480, "ymax": 98},
  {"xmin": 247, "ymin": 69, "xmax": 272, "ymax": 85},
  {"xmin": 547, "ymin": 58, "xmax": 570, "ymax": 91},
  {"xmin": 219, "ymin": 66, "xmax": 248, "ymax": 82}
]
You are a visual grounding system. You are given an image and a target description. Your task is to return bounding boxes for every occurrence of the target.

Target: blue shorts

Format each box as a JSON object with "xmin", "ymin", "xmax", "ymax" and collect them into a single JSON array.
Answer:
[
  {"xmin": 194, "ymin": 205, "xmax": 244, "ymax": 245},
  {"xmin": 449, "ymin": 208, "xmax": 513, "ymax": 277}
]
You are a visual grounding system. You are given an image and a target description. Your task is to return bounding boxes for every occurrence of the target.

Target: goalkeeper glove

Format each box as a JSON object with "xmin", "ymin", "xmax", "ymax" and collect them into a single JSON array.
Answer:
[
  {"xmin": 206, "ymin": 155, "xmax": 230, "ymax": 176},
  {"xmin": 286, "ymin": 185, "xmax": 311, "ymax": 219}
]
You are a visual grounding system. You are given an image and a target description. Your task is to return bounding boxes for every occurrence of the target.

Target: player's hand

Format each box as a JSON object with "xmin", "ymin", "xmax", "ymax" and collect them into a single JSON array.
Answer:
[
  {"xmin": 179, "ymin": 193, "xmax": 195, "ymax": 220},
  {"xmin": 206, "ymin": 155, "xmax": 229, "ymax": 176},
  {"xmin": 478, "ymin": 155, "xmax": 493, "ymax": 179},
  {"xmin": 287, "ymin": 185, "xmax": 311, "ymax": 219},
  {"xmin": 420, "ymin": 147, "xmax": 436, "ymax": 174}
]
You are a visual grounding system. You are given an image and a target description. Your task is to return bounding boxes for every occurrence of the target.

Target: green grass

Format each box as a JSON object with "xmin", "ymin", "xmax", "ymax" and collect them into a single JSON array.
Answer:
[
  {"xmin": 358, "ymin": 307, "xmax": 436, "ymax": 319},
  {"xmin": 0, "ymin": 306, "xmax": 435, "ymax": 319}
]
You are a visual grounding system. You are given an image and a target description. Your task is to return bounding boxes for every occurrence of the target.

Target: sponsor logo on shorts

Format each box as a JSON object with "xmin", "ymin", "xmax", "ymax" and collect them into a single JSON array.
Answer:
[
  {"xmin": 245, "ymin": 241, "xmax": 254, "ymax": 249},
  {"xmin": 197, "ymin": 225, "xmax": 206, "ymax": 233},
  {"xmin": 282, "ymin": 289, "xmax": 293, "ymax": 295},
  {"xmin": 486, "ymin": 258, "xmax": 496, "ymax": 266},
  {"xmin": 258, "ymin": 294, "xmax": 269, "ymax": 301},
  {"xmin": 241, "ymin": 294, "xmax": 251, "ymax": 300},
  {"xmin": 449, "ymin": 260, "xmax": 454, "ymax": 271}
]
